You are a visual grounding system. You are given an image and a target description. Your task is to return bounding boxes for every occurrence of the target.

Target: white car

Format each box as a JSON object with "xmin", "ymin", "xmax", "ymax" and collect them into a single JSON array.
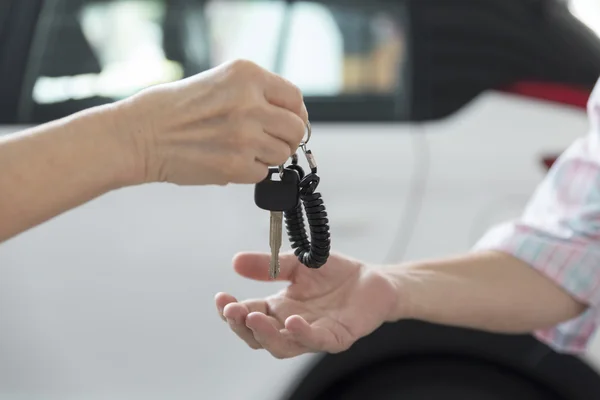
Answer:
[{"xmin": 1, "ymin": 0, "xmax": 600, "ymax": 399}]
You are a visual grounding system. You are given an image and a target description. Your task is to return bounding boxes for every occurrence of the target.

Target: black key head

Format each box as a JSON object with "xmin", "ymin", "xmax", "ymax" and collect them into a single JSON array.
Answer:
[{"xmin": 255, "ymin": 167, "xmax": 300, "ymax": 211}]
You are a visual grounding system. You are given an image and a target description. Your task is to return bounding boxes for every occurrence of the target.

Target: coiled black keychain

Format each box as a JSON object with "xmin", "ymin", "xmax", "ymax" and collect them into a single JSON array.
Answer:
[
  {"xmin": 254, "ymin": 122, "xmax": 331, "ymax": 277},
  {"xmin": 284, "ymin": 142, "xmax": 331, "ymax": 269}
]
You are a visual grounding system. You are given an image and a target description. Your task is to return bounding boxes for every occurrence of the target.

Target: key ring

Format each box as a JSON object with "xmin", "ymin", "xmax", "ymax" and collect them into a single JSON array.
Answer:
[
  {"xmin": 294, "ymin": 121, "xmax": 316, "ymax": 173},
  {"xmin": 300, "ymin": 121, "xmax": 311, "ymax": 147},
  {"xmin": 278, "ymin": 122, "xmax": 310, "ymax": 180}
]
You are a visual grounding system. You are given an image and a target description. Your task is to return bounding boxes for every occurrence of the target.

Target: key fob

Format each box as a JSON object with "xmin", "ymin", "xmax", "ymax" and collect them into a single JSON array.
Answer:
[{"xmin": 254, "ymin": 167, "xmax": 300, "ymax": 211}]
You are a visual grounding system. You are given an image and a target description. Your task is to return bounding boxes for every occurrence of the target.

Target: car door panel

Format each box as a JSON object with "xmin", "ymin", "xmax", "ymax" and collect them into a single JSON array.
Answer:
[
  {"xmin": 405, "ymin": 91, "xmax": 589, "ymax": 261},
  {"xmin": 0, "ymin": 123, "xmax": 419, "ymax": 399}
]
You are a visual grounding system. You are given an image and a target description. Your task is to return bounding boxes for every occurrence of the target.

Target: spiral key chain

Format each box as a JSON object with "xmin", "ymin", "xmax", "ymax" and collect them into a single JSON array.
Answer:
[
  {"xmin": 254, "ymin": 122, "xmax": 331, "ymax": 277},
  {"xmin": 283, "ymin": 123, "xmax": 331, "ymax": 269}
]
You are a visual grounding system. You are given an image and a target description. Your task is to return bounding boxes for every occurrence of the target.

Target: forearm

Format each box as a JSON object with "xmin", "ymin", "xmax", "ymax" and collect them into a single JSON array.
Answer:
[
  {"xmin": 384, "ymin": 250, "xmax": 587, "ymax": 333},
  {"xmin": 0, "ymin": 104, "xmax": 137, "ymax": 243}
]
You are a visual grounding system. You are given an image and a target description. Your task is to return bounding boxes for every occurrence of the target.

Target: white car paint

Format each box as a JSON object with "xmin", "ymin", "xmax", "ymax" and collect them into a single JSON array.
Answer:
[{"xmin": 0, "ymin": 90, "xmax": 598, "ymax": 399}]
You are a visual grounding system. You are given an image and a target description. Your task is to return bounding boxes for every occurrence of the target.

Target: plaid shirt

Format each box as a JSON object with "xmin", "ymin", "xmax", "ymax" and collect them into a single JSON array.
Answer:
[{"xmin": 474, "ymin": 79, "xmax": 600, "ymax": 354}]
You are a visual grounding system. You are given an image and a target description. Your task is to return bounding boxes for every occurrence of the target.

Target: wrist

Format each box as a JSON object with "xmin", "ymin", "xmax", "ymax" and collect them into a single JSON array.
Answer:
[
  {"xmin": 375, "ymin": 265, "xmax": 415, "ymax": 323},
  {"xmin": 71, "ymin": 103, "xmax": 145, "ymax": 189},
  {"xmin": 98, "ymin": 99, "xmax": 148, "ymax": 187}
]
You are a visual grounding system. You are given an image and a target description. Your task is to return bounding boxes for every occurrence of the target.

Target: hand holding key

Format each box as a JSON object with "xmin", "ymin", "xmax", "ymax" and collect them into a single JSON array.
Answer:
[
  {"xmin": 215, "ymin": 252, "xmax": 397, "ymax": 359},
  {"xmin": 113, "ymin": 59, "xmax": 308, "ymax": 186}
]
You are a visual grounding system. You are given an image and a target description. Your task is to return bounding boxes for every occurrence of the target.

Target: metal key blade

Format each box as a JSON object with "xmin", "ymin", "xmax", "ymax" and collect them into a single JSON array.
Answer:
[{"xmin": 269, "ymin": 211, "xmax": 283, "ymax": 279}]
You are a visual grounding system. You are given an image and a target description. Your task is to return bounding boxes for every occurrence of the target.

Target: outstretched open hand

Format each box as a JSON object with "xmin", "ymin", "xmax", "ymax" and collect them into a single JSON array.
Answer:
[{"xmin": 215, "ymin": 252, "xmax": 397, "ymax": 359}]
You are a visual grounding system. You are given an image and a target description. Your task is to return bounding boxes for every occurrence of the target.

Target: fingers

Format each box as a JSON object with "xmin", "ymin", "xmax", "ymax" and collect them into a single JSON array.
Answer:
[
  {"xmin": 216, "ymin": 294, "xmax": 338, "ymax": 357},
  {"xmin": 134, "ymin": 58, "xmax": 310, "ymax": 186},
  {"xmin": 263, "ymin": 73, "xmax": 308, "ymax": 125},
  {"xmin": 241, "ymin": 160, "xmax": 269, "ymax": 184},
  {"xmin": 215, "ymin": 292, "xmax": 236, "ymax": 321},
  {"xmin": 245, "ymin": 312, "xmax": 306, "ymax": 359},
  {"xmin": 285, "ymin": 315, "xmax": 340, "ymax": 352},
  {"xmin": 214, "ymin": 293, "xmax": 307, "ymax": 357},
  {"xmin": 258, "ymin": 104, "xmax": 306, "ymax": 153},
  {"xmin": 223, "ymin": 302, "xmax": 262, "ymax": 349},
  {"xmin": 253, "ymin": 133, "xmax": 293, "ymax": 167},
  {"xmin": 248, "ymin": 103, "xmax": 305, "ymax": 167},
  {"xmin": 232, "ymin": 252, "xmax": 300, "ymax": 282},
  {"xmin": 215, "ymin": 293, "xmax": 272, "ymax": 350},
  {"xmin": 231, "ymin": 156, "xmax": 268, "ymax": 184},
  {"xmin": 236, "ymin": 102, "xmax": 305, "ymax": 180}
]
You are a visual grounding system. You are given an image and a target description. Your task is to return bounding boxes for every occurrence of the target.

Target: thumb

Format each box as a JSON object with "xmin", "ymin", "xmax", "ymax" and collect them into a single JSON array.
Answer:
[{"xmin": 232, "ymin": 251, "xmax": 300, "ymax": 282}]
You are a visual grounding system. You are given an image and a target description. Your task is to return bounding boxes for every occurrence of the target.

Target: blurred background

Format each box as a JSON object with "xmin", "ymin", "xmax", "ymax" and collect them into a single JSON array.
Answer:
[
  {"xmin": 10, "ymin": 0, "xmax": 408, "ymax": 123},
  {"xmin": 1, "ymin": 0, "xmax": 600, "ymax": 399}
]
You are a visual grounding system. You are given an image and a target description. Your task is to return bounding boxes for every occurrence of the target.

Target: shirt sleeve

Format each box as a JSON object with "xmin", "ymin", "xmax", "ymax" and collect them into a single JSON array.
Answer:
[{"xmin": 473, "ymin": 90, "xmax": 600, "ymax": 353}]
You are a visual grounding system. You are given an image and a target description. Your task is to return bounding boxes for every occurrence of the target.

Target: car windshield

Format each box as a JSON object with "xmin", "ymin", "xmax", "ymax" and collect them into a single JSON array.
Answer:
[{"xmin": 18, "ymin": 0, "xmax": 409, "ymax": 123}]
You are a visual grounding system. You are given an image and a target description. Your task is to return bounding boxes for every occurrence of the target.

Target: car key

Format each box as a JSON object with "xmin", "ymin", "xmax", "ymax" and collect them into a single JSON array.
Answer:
[
  {"xmin": 253, "ymin": 122, "xmax": 332, "ymax": 273},
  {"xmin": 268, "ymin": 210, "xmax": 283, "ymax": 278},
  {"xmin": 254, "ymin": 166, "xmax": 300, "ymax": 279}
]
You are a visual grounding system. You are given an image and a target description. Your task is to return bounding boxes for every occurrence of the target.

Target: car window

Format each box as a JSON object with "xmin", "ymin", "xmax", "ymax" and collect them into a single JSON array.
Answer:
[
  {"xmin": 17, "ymin": 0, "xmax": 409, "ymax": 123},
  {"xmin": 0, "ymin": 2, "xmax": 11, "ymax": 38}
]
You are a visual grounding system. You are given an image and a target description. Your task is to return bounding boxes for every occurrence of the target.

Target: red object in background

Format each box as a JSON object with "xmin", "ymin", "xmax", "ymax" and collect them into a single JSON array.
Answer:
[
  {"xmin": 500, "ymin": 81, "xmax": 593, "ymax": 172},
  {"xmin": 541, "ymin": 155, "xmax": 559, "ymax": 171},
  {"xmin": 502, "ymin": 81, "xmax": 591, "ymax": 110}
]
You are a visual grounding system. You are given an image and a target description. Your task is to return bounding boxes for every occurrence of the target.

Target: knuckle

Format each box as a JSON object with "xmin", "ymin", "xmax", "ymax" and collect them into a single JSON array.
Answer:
[
  {"xmin": 236, "ymin": 129, "xmax": 255, "ymax": 152},
  {"xmin": 229, "ymin": 91, "xmax": 266, "ymax": 123},
  {"xmin": 227, "ymin": 114, "xmax": 253, "ymax": 145},
  {"xmin": 216, "ymin": 123, "xmax": 257, "ymax": 184},
  {"xmin": 255, "ymin": 102, "xmax": 272, "ymax": 117},
  {"xmin": 228, "ymin": 59, "xmax": 265, "ymax": 81},
  {"xmin": 238, "ymin": 102, "xmax": 268, "ymax": 120},
  {"xmin": 229, "ymin": 58, "xmax": 256, "ymax": 72}
]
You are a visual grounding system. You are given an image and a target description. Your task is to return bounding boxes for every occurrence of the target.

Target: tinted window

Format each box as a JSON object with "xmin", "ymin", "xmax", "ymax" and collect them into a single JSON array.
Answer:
[
  {"xmin": 0, "ymin": 2, "xmax": 11, "ymax": 38},
  {"xmin": 17, "ymin": 0, "xmax": 409, "ymax": 123}
]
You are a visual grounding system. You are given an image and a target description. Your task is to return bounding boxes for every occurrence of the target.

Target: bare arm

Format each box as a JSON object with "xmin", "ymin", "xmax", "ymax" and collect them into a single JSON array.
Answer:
[
  {"xmin": 219, "ymin": 92, "xmax": 600, "ymax": 356},
  {"xmin": 388, "ymin": 116, "xmax": 600, "ymax": 350},
  {"xmin": 0, "ymin": 60, "xmax": 308, "ymax": 244},
  {"xmin": 215, "ymin": 248, "xmax": 591, "ymax": 358},
  {"xmin": 0, "ymin": 105, "xmax": 135, "ymax": 243},
  {"xmin": 385, "ymin": 250, "xmax": 587, "ymax": 333}
]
